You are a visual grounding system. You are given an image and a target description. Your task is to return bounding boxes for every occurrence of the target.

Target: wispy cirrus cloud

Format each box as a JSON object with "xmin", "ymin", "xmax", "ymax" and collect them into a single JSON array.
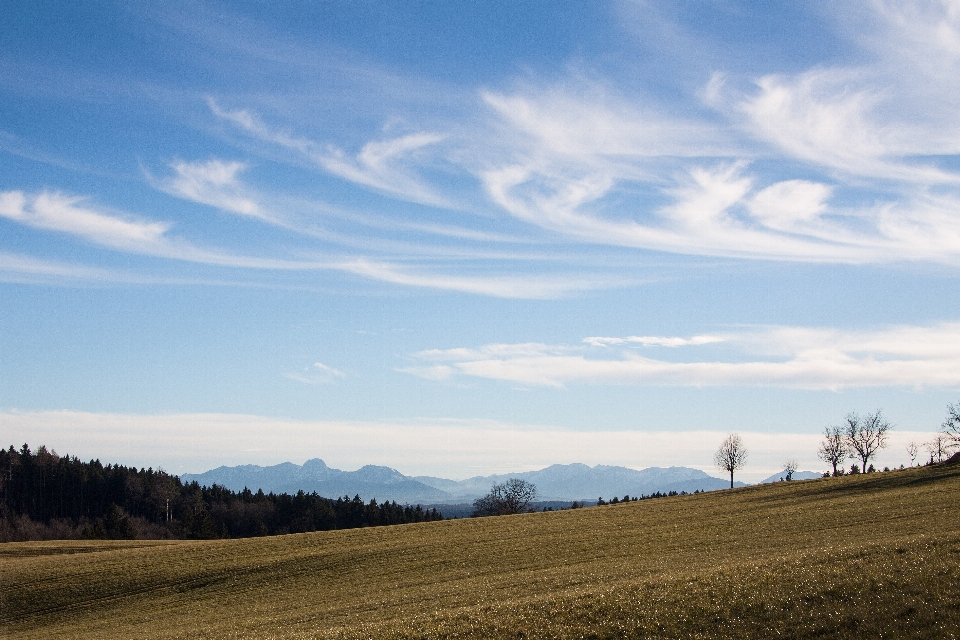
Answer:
[
  {"xmin": 400, "ymin": 323, "xmax": 960, "ymax": 390},
  {"xmin": 0, "ymin": 190, "xmax": 170, "ymax": 249},
  {"xmin": 336, "ymin": 259, "xmax": 620, "ymax": 299},
  {"xmin": 706, "ymin": 2, "xmax": 960, "ymax": 187},
  {"xmin": 209, "ymin": 99, "xmax": 451, "ymax": 208},
  {"xmin": 188, "ymin": 2, "xmax": 960, "ymax": 270},
  {"xmin": 13, "ymin": 1, "xmax": 960, "ymax": 301},
  {"xmin": 462, "ymin": 4, "xmax": 960, "ymax": 264},
  {"xmin": 480, "ymin": 159, "xmax": 890, "ymax": 262},
  {"xmin": 0, "ymin": 189, "xmax": 308, "ymax": 269},
  {"xmin": 481, "ymin": 87, "xmax": 730, "ymax": 159},
  {"xmin": 729, "ymin": 69, "xmax": 960, "ymax": 185},
  {"xmin": 284, "ymin": 361, "xmax": 346, "ymax": 385},
  {"xmin": 583, "ymin": 335, "xmax": 724, "ymax": 348},
  {"xmin": 151, "ymin": 159, "xmax": 266, "ymax": 220},
  {"xmin": 0, "ymin": 189, "xmax": 607, "ymax": 298},
  {"xmin": 0, "ymin": 250, "xmax": 122, "ymax": 283}
]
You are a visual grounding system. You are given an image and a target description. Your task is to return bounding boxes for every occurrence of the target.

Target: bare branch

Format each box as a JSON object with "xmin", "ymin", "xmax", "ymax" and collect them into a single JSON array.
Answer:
[
  {"xmin": 714, "ymin": 433, "xmax": 747, "ymax": 488},
  {"xmin": 925, "ymin": 433, "xmax": 955, "ymax": 464},
  {"xmin": 942, "ymin": 402, "xmax": 960, "ymax": 450},
  {"xmin": 817, "ymin": 426, "xmax": 848, "ymax": 476},
  {"xmin": 844, "ymin": 410, "xmax": 891, "ymax": 473},
  {"xmin": 472, "ymin": 478, "xmax": 538, "ymax": 517}
]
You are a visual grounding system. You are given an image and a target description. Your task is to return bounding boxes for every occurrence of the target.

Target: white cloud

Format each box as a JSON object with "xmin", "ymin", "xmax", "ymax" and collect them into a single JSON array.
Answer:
[
  {"xmin": 395, "ymin": 364, "xmax": 455, "ymax": 382},
  {"xmin": 0, "ymin": 190, "xmax": 170, "ymax": 249},
  {"xmin": 0, "ymin": 250, "xmax": 119, "ymax": 282},
  {"xmin": 736, "ymin": 70, "xmax": 960, "ymax": 184},
  {"xmin": 1, "ymin": 409, "xmax": 936, "ymax": 481},
  {"xmin": 481, "ymin": 87, "xmax": 728, "ymax": 158},
  {"xmin": 481, "ymin": 160, "xmax": 891, "ymax": 262},
  {"xmin": 720, "ymin": 2, "xmax": 960, "ymax": 186},
  {"xmin": 332, "ymin": 259, "xmax": 617, "ymax": 299},
  {"xmin": 0, "ymin": 189, "xmax": 321, "ymax": 269},
  {"xmin": 201, "ymin": 43, "xmax": 960, "ymax": 268},
  {"xmin": 284, "ymin": 361, "xmax": 346, "ymax": 385},
  {"xmin": 3, "ymin": 190, "xmax": 605, "ymax": 298},
  {"xmin": 403, "ymin": 323, "xmax": 960, "ymax": 390},
  {"xmin": 747, "ymin": 180, "xmax": 833, "ymax": 232},
  {"xmin": 14, "ymin": 2, "xmax": 960, "ymax": 297},
  {"xmin": 209, "ymin": 99, "xmax": 451, "ymax": 208},
  {"xmin": 466, "ymin": 4, "xmax": 960, "ymax": 264},
  {"xmin": 583, "ymin": 335, "xmax": 724, "ymax": 348},
  {"xmin": 157, "ymin": 159, "xmax": 264, "ymax": 219}
]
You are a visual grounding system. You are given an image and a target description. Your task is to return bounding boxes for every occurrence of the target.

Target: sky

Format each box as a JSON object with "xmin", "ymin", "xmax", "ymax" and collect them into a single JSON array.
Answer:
[{"xmin": 3, "ymin": 0, "xmax": 960, "ymax": 482}]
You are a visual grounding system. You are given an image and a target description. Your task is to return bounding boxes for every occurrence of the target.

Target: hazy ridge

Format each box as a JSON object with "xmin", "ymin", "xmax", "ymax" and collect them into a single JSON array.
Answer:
[{"xmin": 181, "ymin": 460, "xmax": 744, "ymax": 503}]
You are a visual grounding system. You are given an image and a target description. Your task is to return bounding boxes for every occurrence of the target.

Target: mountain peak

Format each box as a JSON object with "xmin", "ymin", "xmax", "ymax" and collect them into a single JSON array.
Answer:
[{"xmin": 182, "ymin": 461, "xmax": 736, "ymax": 503}]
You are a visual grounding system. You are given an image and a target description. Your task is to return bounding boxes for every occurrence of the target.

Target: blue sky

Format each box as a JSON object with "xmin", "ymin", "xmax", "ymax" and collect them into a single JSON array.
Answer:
[{"xmin": 3, "ymin": 1, "xmax": 960, "ymax": 480}]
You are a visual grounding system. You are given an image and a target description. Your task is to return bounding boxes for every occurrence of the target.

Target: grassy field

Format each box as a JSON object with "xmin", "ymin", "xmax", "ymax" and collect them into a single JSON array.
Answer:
[{"xmin": 2, "ymin": 463, "xmax": 959, "ymax": 639}]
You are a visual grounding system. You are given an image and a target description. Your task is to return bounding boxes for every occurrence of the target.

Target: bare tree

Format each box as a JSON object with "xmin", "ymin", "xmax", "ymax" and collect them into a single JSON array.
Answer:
[
  {"xmin": 817, "ymin": 426, "xmax": 848, "ymax": 476},
  {"xmin": 942, "ymin": 402, "xmax": 960, "ymax": 451},
  {"xmin": 925, "ymin": 433, "xmax": 954, "ymax": 464},
  {"xmin": 906, "ymin": 441, "xmax": 919, "ymax": 467},
  {"xmin": 783, "ymin": 460, "xmax": 798, "ymax": 481},
  {"xmin": 714, "ymin": 433, "xmax": 747, "ymax": 488},
  {"xmin": 472, "ymin": 478, "xmax": 538, "ymax": 517},
  {"xmin": 844, "ymin": 410, "xmax": 891, "ymax": 473}
]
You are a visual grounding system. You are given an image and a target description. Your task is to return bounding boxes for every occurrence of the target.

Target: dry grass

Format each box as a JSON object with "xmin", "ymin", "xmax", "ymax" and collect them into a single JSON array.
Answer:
[{"xmin": 2, "ymin": 463, "xmax": 959, "ymax": 639}]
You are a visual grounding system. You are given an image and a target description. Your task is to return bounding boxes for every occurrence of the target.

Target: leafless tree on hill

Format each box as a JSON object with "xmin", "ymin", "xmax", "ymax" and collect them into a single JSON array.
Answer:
[
  {"xmin": 472, "ymin": 478, "xmax": 538, "ymax": 517},
  {"xmin": 714, "ymin": 433, "xmax": 747, "ymax": 489},
  {"xmin": 782, "ymin": 460, "xmax": 798, "ymax": 481},
  {"xmin": 925, "ymin": 433, "xmax": 953, "ymax": 464},
  {"xmin": 817, "ymin": 426, "xmax": 848, "ymax": 476},
  {"xmin": 906, "ymin": 441, "xmax": 919, "ymax": 467},
  {"xmin": 844, "ymin": 411, "xmax": 891, "ymax": 473},
  {"xmin": 942, "ymin": 402, "xmax": 960, "ymax": 452}
]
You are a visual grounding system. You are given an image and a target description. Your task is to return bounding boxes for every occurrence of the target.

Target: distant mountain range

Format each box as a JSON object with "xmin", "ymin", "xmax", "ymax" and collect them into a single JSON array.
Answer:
[{"xmin": 180, "ymin": 460, "xmax": 743, "ymax": 504}]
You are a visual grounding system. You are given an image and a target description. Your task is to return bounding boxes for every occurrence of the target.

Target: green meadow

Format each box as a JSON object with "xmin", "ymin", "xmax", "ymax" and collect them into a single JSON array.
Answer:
[{"xmin": 2, "ymin": 463, "xmax": 959, "ymax": 639}]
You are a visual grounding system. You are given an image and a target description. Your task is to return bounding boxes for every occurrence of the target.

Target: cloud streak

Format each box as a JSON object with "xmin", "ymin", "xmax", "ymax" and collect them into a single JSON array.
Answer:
[
  {"xmin": 9, "ymin": 1, "xmax": 960, "ymax": 299},
  {"xmin": 209, "ymin": 99, "xmax": 452, "ymax": 208},
  {"xmin": 0, "ymin": 190, "xmax": 606, "ymax": 298},
  {"xmin": 401, "ymin": 323, "xmax": 960, "ymax": 390},
  {"xmin": 153, "ymin": 159, "xmax": 266, "ymax": 220},
  {"xmin": 284, "ymin": 361, "xmax": 346, "ymax": 385}
]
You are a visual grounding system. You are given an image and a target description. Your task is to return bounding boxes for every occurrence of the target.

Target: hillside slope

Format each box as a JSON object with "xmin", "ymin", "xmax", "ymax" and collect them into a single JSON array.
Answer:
[{"xmin": 3, "ymin": 463, "xmax": 959, "ymax": 639}]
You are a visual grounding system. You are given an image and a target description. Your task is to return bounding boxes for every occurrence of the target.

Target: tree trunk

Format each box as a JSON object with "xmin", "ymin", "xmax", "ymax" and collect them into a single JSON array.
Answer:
[{"xmin": 729, "ymin": 470, "xmax": 733, "ymax": 488}]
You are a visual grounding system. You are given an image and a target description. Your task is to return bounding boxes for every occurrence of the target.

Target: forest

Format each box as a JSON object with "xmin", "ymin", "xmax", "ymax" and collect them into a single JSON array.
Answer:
[{"xmin": 0, "ymin": 444, "xmax": 442, "ymax": 542}]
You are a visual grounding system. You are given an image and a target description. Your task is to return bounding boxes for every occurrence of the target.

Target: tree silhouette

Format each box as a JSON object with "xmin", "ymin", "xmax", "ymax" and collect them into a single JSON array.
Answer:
[
  {"xmin": 844, "ymin": 411, "xmax": 891, "ymax": 473},
  {"xmin": 472, "ymin": 478, "xmax": 537, "ymax": 516},
  {"xmin": 941, "ymin": 403, "xmax": 960, "ymax": 455},
  {"xmin": 817, "ymin": 426, "xmax": 848, "ymax": 476},
  {"xmin": 714, "ymin": 434, "xmax": 747, "ymax": 488}
]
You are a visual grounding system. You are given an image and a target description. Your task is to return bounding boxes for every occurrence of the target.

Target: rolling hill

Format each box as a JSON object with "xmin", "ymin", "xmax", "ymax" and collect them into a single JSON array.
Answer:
[
  {"xmin": 3, "ymin": 461, "xmax": 958, "ymax": 639},
  {"xmin": 181, "ymin": 458, "xmax": 451, "ymax": 504}
]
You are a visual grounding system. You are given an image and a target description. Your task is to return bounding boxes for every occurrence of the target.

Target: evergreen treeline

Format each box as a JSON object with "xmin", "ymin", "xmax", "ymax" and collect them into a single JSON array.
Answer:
[
  {"xmin": 595, "ymin": 490, "xmax": 700, "ymax": 506},
  {"xmin": 0, "ymin": 444, "xmax": 442, "ymax": 542}
]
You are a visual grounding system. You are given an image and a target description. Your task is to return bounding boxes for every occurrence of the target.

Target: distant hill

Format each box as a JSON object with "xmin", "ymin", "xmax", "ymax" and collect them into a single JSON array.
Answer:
[
  {"xmin": 180, "ymin": 459, "xmax": 450, "ymax": 504},
  {"xmin": 181, "ymin": 460, "xmax": 740, "ymax": 503},
  {"xmin": 415, "ymin": 463, "xmax": 742, "ymax": 501},
  {"xmin": 760, "ymin": 470, "xmax": 823, "ymax": 483}
]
